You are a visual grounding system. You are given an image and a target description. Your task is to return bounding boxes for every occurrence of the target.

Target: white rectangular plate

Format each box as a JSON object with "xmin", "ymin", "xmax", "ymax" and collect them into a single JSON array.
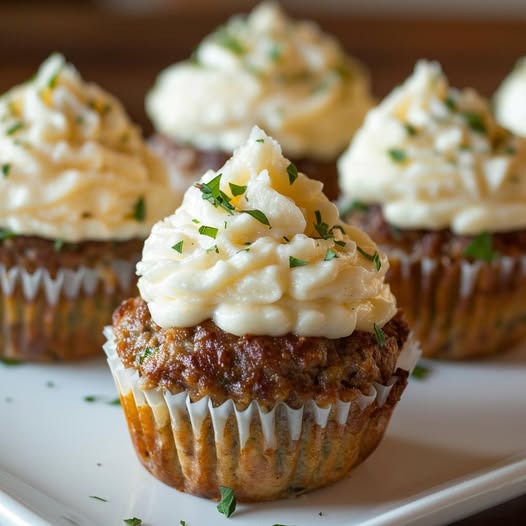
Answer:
[{"xmin": 1, "ymin": 345, "xmax": 525, "ymax": 526}]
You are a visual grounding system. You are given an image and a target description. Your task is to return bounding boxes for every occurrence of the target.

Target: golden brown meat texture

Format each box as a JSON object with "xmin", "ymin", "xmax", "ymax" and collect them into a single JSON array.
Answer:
[
  {"xmin": 110, "ymin": 297, "xmax": 410, "ymax": 501},
  {"xmin": 345, "ymin": 205, "xmax": 526, "ymax": 359},
  {"xmin": 149, "ymin": 133, "xmax": 340, "ymax": 201},
  {"xmin": 0, "ymin": 235, "xmax": 142, "ymax": 361}
]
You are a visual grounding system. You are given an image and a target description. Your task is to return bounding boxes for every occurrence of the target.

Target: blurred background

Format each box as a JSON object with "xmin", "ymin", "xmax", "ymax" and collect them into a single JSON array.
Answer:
[{"xmin": 1, "ymin": 0, "xmax": 525, "ymax": 131}]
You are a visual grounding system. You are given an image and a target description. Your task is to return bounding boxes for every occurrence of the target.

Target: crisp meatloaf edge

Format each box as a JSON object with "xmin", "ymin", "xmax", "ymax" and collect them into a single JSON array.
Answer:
[{"xmin": 112, "ymin": 296, "xmax": 409, "ymax": 410}]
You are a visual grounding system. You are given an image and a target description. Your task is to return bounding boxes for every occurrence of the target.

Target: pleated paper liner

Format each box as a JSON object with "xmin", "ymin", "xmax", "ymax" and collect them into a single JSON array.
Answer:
[
  {"xmin": 0, "ymin": 258, "xmax": 137, "ymax": 362},
  {"xmin": 104, "ymin": 327, "xmax": 420, "ymax": 502},
  {"xmin": 387, "ymin": 251, "xmax": 526, "ymax": 359}
]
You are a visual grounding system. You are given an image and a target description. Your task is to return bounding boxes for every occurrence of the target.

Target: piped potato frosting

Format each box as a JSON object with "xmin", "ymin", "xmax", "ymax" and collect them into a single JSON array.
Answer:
[
  {"xmin": 146, "ymin": 2, "xmax": 372, "ymax": 161},
  {"xmin": 0, "ymin": 54, "xmax": 179, "ymax": 242},
  {"xmin": 338, "ymin": 61, "xmax": 526, "ymax": 235},
  {"xmin": 137, "ymin": 127, "xmax": 396, "ymax": 338}
]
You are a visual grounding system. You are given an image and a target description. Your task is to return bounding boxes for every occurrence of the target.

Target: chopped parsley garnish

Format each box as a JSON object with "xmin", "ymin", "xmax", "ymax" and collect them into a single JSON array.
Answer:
[
  {"xmin": 199, "ymin": 225, "xmax": 218, "ymax": 239},
  {"xmin": 462, "ymin": 111, "xmax": 486, "ymax": 134},
  {"xmin": 335, "ymin": 63, "xmax": 351, "ymax": 78},
  {"xmin": 172, "ymin": 240, "xmax": 184, "ymax": 254},
  {"xmin": 387, "ymin": 148, "xmax": 407, "ymax": 163},
  {"xmin": 356, "ymin": 246, "xmax": 381, "ymax": 271},
  {"xmin": 84, "ymin": 395, "xmax": 98, "ymax": 402},
  {"xmin": 133, "ymin": 196, "xmax": 146, "ymax": 222},
  {"xmin": 89, "ymin": 496, "xmax": 108, "ymax": 502},
  {"xmin": 324, "ymin": 248, "xmax": 338, "ymax": 261},
  {"xmin": 53, "ymin": 239, "xmax": 64, "ymax": 252},
  {"xmin": 217, "ymin": 486, "xmax": 236, "ymax": 518},
  {"xmin": 255, "ymin": 138, "xmax": 265, "ymax": 143},
  {"xmin": 268, "ymin": 43, "xmax": 283, "ymax": 62},
  {"xmin": 191, "ymin": 218, "xmax": 200, "ymax": 224},
  {"xmin": 6, "ymin": 121, "xmax": 23, "ymax": 136},
  {"xmin": 2, "ymin": 163, "xmax": 11, "ymax": 178},
  {"xmin": 287, "ymin": 162, "xmax": 299, "ymax": 185},
  {"xmin": 214, "ymin": 29, "xmax": 245, "ymax": 55},
  {"xmin": 373, "ymin": 323, "xmax": 386, "ymax": 347},
  {"xmin": 404, "ymin": 123, "xmax": 418, "ymax": 136},
  {"xmin": 139, "ymin": 347, "xmax": 155, "ymax": 364},
  {"xmin": 0, "ymin": 230, "xmax": 17, "ymax": 240},
  {"xmin": 340, "ymin": 200, "xmax": 368, "ymax": 216},
  {"xmin": 444, "ymin": 95, "xmax": 457, "ymax": 111},
  {"xmin": 463, "ymin": 232, "xmax": 498, "ymax": 262},
  {"xmin": 504, "ymin": 146, "xmax": 517, "ymax": 155},
  {"xmin": 84, "ymin": 395, "xmax": 121, "ymax": 405},
  {"xmin": 107, "ymin": 398, "xmax": 121, "ymax": 406},
  {"xmin": 48, "ymin": 69, "xmax": 61, "ymax": 89},
  {"xmin": 180, "ymin": 521, "xmax": 186, "ymax": 526},
  {"xmin": 289, "ymin": 256, "xmax": 308, "ymax": 268},
  {"xmin": 411, "ymin": 363, "xmax": 432, "ymax": 380},
  {"xmin": 124, "ymin": 519, "xmax": 142, "ymax": 526},
  {"xmin": 313, "ymin": 210, "xmax": 331, "ymax": 239},
  {"xmin": 242, "ymin": 209, "xmax": 271, "ymax": 227},
  {"xmin": 196, "ymin": 174, "xmax": 235, "ymax": 214},
  {"xmin": 229, "ymin": 182, "xmax": 247, "ymax": 196},
  {"xmin": 0, "ymin": 357, "xmax": 22, "ymax": 366},
  {"xmin": 206, "ymin": 244, "xmax": 219, "ymax": 254}
]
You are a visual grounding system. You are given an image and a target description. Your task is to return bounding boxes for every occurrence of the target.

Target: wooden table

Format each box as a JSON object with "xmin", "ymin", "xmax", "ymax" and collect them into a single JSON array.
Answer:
[{"xmin": 0, "ymin": 5, "xmax": 525, "ymax": 525}]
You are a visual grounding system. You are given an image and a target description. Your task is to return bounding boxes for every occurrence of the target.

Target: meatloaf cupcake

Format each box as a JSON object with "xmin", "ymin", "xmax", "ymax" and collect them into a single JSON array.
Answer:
[
  {"xmin": 339, "ymin": 60, "xmax": 526, "ymax": 360},
  {"xmin": 146, "ymin": 2, "xmax": 373, "ymax": 200},
  {"xmin": 0, "ymin": 54, "xmax": 182, "ymax": 361},
  {"xmin": 105, "ymin": 126, "xmax": 419, "ymax": 502},
  {"xmin": 494, "ymin": 57, "xmax": 526, "ymax": 137}
]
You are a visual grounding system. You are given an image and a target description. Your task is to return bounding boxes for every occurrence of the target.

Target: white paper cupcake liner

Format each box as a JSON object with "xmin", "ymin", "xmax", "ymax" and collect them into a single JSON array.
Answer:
[{"xmin": 104, "ymin": 325, "xmax": 419, "ymax": 500}]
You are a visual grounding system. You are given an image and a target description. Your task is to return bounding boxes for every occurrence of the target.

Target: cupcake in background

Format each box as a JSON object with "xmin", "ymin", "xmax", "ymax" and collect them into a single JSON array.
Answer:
[
  {"xmin": 0, "ymin": 53, "xmax": 182, "ymax": 361},
  {"xmin": 339, "ymin": 60, "xmax": 526, "ymax": 360},
  {"xmin": 105, "ymin": 126, "xmax": 418, "ymax": 501},
  {"xmin": 146, "ymin": 1, "xmax": 373, "ymax": 200},
  {"xmin": 494, "ymin": 57, "xmax": 526, "ymax": 137}
]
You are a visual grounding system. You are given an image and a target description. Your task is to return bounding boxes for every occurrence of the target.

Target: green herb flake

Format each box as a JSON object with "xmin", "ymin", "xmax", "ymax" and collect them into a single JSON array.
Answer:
[
  {"xmin": 180, "ymin": 521, "xmax": 186, "ymax": 526},
  {"xmin": 6, "ymin": 121, "xmax": 23, "ymax": 136},
  {"xmin": 463, "ymin": 232, "xmax": 498, "ymax": 262},
  {"xmin": 229, "ymin": 182, "xmax": 247, "ymax": 196},
  {"xmin": 387, "ymin": 148, "xmax": 407, "ymax": 163},
  {"xmin": 268, "ymin": 43, "xmax": 283, "ymax": 62},
  {"xmin": 404, "ymin": 123, "xmax": 418, "ymax": 136},
  {"xmin": 140, "ymin": 347, "xmax": 155, "ymax": 364},
  {"xmin": 46, "ymin": 381, "xmax": 55, "ymax": 388},
  {"xmin": 373, "ymin": 323, "xmax": 386, "ymax": 347},
  {"xmin": 411, "ymin": 363, "xmax": 432, "ymax": 380},
  {"xmin": 48, "ymin": 69, "xmax": 61, "ymax": 90},
  {"xmin": 84, "ymin": 395, "xmax": 98, "ymax": 403},
  {"xmin": 242, "ymin": 209, "xmax": 271, "ymax": 227},
  {"xmin": 133, "ymin": 196, "xmax": 146, "ymax": 222},
  {"xmin": 53, "ymin": 239, "xmax": 64, "ymax": 252},
  {"xmin": 287, "ymin": 162, "xmax": 298, "ymax": 185},
  {"xmin": 0, "ymin": 357, "xmax": 22, "ymax": 366},
  {"xmin": 2, "ymin": 163, "xmax": 11, "ymax": 178},
  {"xmin": 324, "ymin": 248, "xmax": 338, "ymax": 261},
  {"xmin": 76, "ymin": 116, "xmax": 84, "ymax": 125},
  {"xmin": 206, "ymin": 244, "xmax": 219, "ymax": 254},
  {"xmin": 199, "ymin": 225, "xmax": 218, "ymax": 239},
  {"xmin": 107, "ymin": 398, "xmax": 121, "ymax": 406},
  {"xmin": 444, "ymin": 95, "xmax": 457, "ymax": 111},
  {"xmin": 504, "ymin": 146, "xmax": 517, "ymax": 155},
  {"xmin": 217, "ymin": 486, "xmax": 236, "ymax": 518},
  {"xmin": 196, "ymin": 174, "xmax": 235, "ymax": 214},
  {"xmin": 462, "ymin": 111, "xmax": 486, "ymax": 134},
  {"xmin": 191, "ymin": 218, "xmax": 200, "ymax": 224},
  {"xmin": 289, "ymin": 256, "xmax": 308, "ymax": 268},
  {"xmin": 356, "ymin": 246, "xmax": 381, "ymax": 271},
  {"xmin": 255, "ymin": 138, "xmax": 265, "ymax": 143},
  {"xmin": 89, "ymin": 496, "xmax": 108, "ymax": 502},
  {"xmin": 172, "ymin": 240, "xmax": 184, "ymax": 254},
  {"xmin": 123, "ymin": 519, "xmax": 142, "ymax": 526},
  {"xmin": 214, "ymin": 29, "xmax": 245, "ymax": 55}
]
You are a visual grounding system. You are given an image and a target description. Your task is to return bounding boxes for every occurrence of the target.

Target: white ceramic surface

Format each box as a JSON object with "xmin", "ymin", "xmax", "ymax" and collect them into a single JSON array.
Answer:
[{"xmin": 1, "ymin": 344, "xmax": 525, "ymax": 526}]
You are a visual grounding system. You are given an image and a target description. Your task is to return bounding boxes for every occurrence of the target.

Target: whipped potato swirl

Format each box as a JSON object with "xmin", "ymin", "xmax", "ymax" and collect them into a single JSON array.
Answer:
[
  {"xmin": 494, "ymin": 57, "xmax": 526, "ymax": 137},
  {"xmin": 338, "ymin": 61, "xmax": 526, "ymax": 235},
  {"xmin": 0, "ymin": 54, "xmax": 180, "ymax": 242},
  {"xmin": 138, "ymin": 127, "xmax": 396, "ymax": 338},
  {"xmin": 146, "ymin": 2, "xmax": 372, "ymax": 160}
]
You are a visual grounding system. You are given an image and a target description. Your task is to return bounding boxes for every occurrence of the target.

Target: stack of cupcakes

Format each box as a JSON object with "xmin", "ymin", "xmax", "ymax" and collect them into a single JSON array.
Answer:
[
  {"xmin": 0, "ymin": 54, "xmax": 182, "ymax": 361},
  {"xmin": 338, "ymin": 60, "xmax": 526, "ymax": 359}
]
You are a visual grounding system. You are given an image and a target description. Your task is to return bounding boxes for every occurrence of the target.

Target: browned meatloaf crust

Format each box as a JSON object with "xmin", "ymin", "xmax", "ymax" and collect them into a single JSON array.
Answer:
[
  {"xmin": 113, "ymin": 296, "xmax": 409, "ymax": 410},
  {"xmin": 150, "ymin": 133, "xmax": 340, "ymax": 201},
  {"xmin": 345, "ymin": 204, "xmax": 526, "ymax": 259}
]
